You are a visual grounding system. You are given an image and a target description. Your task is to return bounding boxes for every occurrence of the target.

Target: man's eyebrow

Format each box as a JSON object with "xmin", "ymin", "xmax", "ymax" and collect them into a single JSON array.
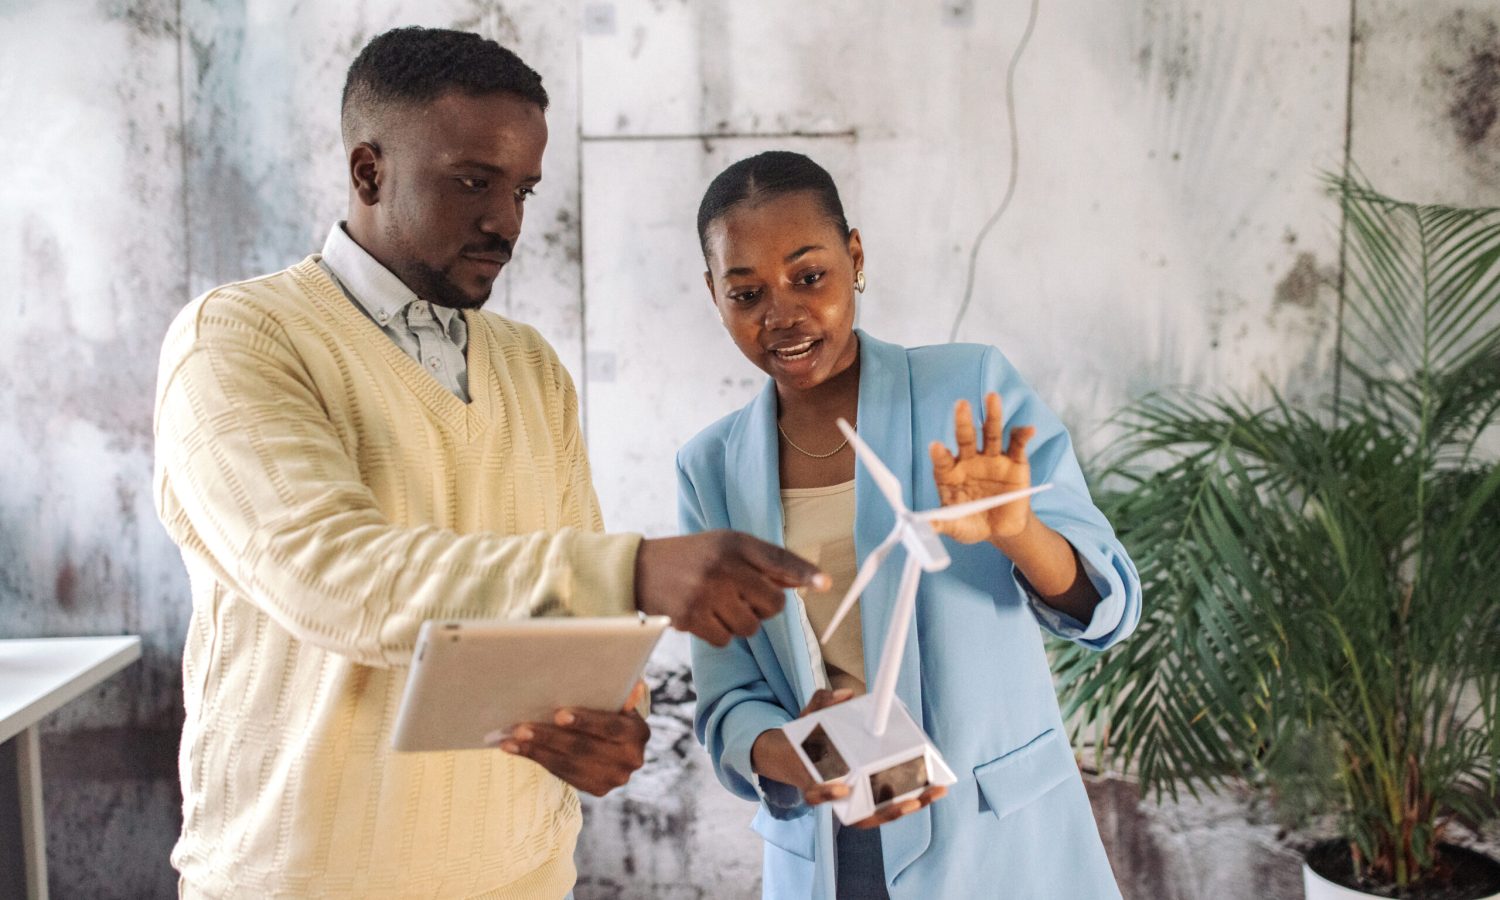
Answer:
[
  {"xmin": 451, "ymin": 160, "xmax": 504, "ymax": 173},
  {"xmin": 449, "ymin": 161, "xmax": 542, "ymax": 182}
]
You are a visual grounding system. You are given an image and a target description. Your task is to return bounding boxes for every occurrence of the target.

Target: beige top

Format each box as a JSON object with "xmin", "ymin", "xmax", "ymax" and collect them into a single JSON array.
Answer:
[
  {"xmin": 154, "ymin": 257, "xmax": 640, "ymax": 899},
  {"xmin": 781, "ymin": 480, "xmax": 866, "ymax": 695}
]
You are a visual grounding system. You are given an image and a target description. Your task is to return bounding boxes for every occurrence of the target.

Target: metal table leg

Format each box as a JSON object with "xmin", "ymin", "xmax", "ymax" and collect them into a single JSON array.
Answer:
[{"xmin": 16, "ymin": 725, "xmax": 47, "ymax": 900}]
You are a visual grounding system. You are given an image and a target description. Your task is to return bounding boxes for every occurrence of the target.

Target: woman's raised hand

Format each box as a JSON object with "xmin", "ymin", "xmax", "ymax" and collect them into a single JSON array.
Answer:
[{"xmin": 928, "ymin": 392, "xmax": 1036, "ymax": 545}]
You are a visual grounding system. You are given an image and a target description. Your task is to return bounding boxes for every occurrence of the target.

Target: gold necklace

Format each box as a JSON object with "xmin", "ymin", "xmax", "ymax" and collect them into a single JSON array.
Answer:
[{"xmin": 777, "ymin": 422, "xmax": 850, "ymax": 459}]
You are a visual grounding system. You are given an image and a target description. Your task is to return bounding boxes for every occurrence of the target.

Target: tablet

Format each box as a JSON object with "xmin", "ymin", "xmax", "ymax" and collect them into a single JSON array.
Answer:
[{"xmin": 391, "ymin": 615, "xmax": 670, "ymax": 752}]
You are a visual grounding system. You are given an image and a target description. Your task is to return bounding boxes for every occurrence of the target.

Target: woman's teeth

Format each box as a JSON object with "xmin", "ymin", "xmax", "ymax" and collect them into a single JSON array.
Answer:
[{"xmin": 774, "ymin": 340, "xmax": 818, "ymax": 360}]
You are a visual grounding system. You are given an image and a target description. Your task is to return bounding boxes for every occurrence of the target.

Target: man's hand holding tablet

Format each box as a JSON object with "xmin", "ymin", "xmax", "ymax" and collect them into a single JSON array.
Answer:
[
  {"xmin": 501, "ymin": 532, "xmax": 828, "ymax": 794},
  {"xmin": 502, "ymin": 532, "xmax": 827, "ymax": 794},
  {"xmin": 498, "ymin": 681, "xmax": 652, "ymax": 797}
]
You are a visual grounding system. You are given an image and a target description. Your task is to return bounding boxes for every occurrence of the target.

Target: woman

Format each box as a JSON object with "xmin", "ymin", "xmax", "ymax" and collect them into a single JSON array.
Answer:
[{"xmin": 678, "ymin": 151, "xmax": 1142, "ymax": 899}]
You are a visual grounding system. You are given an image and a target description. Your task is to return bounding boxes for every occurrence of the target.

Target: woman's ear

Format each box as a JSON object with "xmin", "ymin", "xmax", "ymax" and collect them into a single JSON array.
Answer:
[
  {"xmin": 703, "ymin": 271, "xmax": 723, "ymax": 323},
  {"xmin": 847, "ymin": 228, "xmax": 865, "ymax": 278}
]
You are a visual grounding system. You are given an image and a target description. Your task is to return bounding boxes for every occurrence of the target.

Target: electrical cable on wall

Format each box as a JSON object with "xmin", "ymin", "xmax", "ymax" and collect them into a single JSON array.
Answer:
[{"xmin": 948, "ymin": 0, "xmax": 1041, "ymax": 343}]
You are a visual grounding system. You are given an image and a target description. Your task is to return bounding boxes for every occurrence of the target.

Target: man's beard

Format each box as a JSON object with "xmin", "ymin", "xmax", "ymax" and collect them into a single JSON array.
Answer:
[{"xmin": 400, "ymin": 258, "xmax": 492, "ymax": 311}]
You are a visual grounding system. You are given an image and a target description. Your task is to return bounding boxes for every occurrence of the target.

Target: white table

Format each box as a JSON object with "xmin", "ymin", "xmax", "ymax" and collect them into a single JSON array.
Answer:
[{"xmin": 0, "ymin": 636, "xmax": 142, "ymax": 900}]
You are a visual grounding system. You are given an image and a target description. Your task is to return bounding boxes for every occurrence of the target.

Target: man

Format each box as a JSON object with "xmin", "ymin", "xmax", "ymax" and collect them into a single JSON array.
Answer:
[{"xmin": 153, "ymin": 27, "xmax": 824, "ymax": 898}]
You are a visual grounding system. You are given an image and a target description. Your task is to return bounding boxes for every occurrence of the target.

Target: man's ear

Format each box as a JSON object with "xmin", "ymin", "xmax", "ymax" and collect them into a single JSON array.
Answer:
[{"xmin": 350, "ymin": 142, "xmax": 382, "ymax": 206}]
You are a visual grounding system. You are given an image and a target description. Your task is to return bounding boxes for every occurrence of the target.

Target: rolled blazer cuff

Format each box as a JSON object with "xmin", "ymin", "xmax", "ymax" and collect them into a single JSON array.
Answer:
[
  {"xmin": 719, "ymin": 699, "xmax": 806, "ymax": 816},
  {"xmin": 753, "ymin": 774, "xmax": 808, "ymax": 818},
  {"xmin": 1016, "ymin": 525, "xmax": 1137, "ymax": 650}
]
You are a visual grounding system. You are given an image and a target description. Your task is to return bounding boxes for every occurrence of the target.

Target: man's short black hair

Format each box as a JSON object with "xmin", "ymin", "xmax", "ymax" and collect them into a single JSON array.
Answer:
[{"xmin": 341, "ymin": 27, "xmax": 548, "ymax": 149}]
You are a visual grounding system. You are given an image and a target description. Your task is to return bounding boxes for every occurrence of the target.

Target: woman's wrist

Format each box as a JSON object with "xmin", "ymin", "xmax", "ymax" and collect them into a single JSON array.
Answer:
[
  {"xmin": 750, "ymin": 729, "xmax": 798, "ymax": 786},
  {"xmin": 991, "ymin": 515, "xmax": 1102, "ymax": 622},
  {"xmin": 751, "ymin": 728, "xmax": 809, "ymax": 789},
  {"xmin": 992, "ymin": 514, "xmax": 1079, "ymax": 592},
  {"xmin": 989, "ymin": 510, "xmax": 1041, "ymax": 557}
]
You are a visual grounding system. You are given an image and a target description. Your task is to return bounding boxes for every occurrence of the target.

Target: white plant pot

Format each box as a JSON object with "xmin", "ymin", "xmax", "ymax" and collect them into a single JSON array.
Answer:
[{"xmin": 1303, "ymin": 859, "xmax": 1500, "ymax": 900}]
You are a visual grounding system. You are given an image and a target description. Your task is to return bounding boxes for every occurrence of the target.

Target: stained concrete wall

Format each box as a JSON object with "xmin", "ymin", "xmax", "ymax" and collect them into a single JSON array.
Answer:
[{"xmin": 0, "ymin": 1, "xmax": 1495, "ymax": 898}]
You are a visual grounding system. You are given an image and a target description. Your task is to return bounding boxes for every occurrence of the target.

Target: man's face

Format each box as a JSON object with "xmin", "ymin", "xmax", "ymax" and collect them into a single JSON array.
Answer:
[{"xmin": 367, "ymin": 91, "xmax": 548, "ymax": 309}]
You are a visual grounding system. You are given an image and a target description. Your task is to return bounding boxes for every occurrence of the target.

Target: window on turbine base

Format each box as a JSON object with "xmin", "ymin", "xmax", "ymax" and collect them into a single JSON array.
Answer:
[
  {"xmin": 800, "ymin": 724, "xmax": 850, "ymax": 781},
  {"xmin": 869, "ymin": 755, "xmax": 929, "ymax": 806}
]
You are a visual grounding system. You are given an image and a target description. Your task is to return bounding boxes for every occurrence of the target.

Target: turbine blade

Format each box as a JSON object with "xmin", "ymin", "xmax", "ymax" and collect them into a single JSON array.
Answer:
[
  {"xmin": 838, "ymin": 418, "xmax": 908, "ymax": 513},
  {"xmin": 917, "ymin": 483, "xmax": 1054, "ymax": 523},
  {"xmin": 819, "ymin": 527, "xmax": 901, "ymax": 644}
]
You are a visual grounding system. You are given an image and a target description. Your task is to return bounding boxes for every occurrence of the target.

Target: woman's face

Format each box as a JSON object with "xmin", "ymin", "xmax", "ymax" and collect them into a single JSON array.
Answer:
[{"xmin": 703, "ymin": 191, "xmax": 864, "ymax": 394}]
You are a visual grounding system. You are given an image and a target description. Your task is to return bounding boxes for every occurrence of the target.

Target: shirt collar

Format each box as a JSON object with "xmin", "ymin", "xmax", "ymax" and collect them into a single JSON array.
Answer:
[{"xmin": 320, "ymin": 223, "xmax": 461, "ymax": 333}]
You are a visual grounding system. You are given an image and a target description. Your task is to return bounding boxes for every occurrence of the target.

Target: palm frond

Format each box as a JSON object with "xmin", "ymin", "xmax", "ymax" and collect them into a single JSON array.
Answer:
[
  {"xmin": 1060, "ymin": 177, "xmax": 1500, "ymax": 889},
  {"xmin": 1332, "ymin": 173, "xmax": 1500, "ymax": 427}
]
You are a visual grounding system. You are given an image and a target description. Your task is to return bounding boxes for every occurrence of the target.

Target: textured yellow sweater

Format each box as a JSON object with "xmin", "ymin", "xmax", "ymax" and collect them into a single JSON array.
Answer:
[{"xmin": 153, "ymin": 257, "xmax": 641, "ymax": 898}]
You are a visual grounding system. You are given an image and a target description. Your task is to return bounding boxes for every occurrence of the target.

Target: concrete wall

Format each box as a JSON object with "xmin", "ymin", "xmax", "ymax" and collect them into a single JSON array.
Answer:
[{"xmin": 0, "ymin": 0, "xmax": 1495, "ymax": 897}]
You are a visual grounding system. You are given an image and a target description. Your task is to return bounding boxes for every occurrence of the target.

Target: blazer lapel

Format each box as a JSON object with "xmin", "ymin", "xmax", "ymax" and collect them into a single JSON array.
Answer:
[
  {"xmin": 723, "ymin": 379, "xmax": 819, "ymax": 706},
  {"xmin": 852, "ymin": 331, "xmax": 933, "ymax": 881}
]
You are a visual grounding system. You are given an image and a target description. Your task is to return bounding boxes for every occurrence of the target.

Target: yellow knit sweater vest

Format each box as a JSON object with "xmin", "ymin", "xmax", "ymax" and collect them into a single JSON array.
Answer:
[{"xmin": 153, "ymin": 257, "xmax": 640, "ymax": 898}]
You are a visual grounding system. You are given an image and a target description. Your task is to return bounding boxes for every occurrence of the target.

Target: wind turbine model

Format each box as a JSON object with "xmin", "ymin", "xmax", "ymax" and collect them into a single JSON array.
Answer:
[{"xmin": 779, "ymin": 417, "xmax": 1052, "ymax": 824}]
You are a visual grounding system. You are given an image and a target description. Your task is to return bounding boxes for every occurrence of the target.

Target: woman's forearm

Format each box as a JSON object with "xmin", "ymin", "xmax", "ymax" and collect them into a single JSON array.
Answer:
[
  {"xmin": 991, "ymin": 513, "xmax": 1101, "ymax": 624},
  {"xmin": 751, "ymin": 728, "xmax": 812, "ymax": 789}
]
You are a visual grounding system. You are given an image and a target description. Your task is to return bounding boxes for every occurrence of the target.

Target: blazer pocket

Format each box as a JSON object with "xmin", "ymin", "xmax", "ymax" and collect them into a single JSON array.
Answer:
[
  {"xmin": 973, "ymin": 727, "xmax": 1079, "ymax": 821},
  {"xmin": 751, "ymin": 805, "xmax": 817, "ymax": 861}
]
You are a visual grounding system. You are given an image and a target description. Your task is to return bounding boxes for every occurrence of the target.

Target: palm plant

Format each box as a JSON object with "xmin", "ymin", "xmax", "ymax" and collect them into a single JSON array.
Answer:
[{"xmin": 1054, "ymin": 176, "xmax": 1500, "ymax": 892}]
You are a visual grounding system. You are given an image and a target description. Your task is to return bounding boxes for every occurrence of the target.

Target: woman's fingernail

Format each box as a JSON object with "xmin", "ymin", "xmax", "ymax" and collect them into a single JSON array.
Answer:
[
  {"xmin": 499, "ymin": 741, "xmax": 519, "ymax": 754},
  {"xmin": 555, "ymin": 710, "xmax": 576, "ymax": 726},
  {"xmin": 513, "ymin": 725, "xmax": 534, "ymax": 741}
]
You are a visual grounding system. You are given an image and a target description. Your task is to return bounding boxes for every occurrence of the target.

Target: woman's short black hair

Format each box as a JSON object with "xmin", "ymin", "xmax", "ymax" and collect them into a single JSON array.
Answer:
[
  {"xmin": 341, "ymin": 27, "xmax": 548, "ymax": 149},
  {"xmin": 696, "ymin": 151, "xmax": 850, "ymax": 260}
]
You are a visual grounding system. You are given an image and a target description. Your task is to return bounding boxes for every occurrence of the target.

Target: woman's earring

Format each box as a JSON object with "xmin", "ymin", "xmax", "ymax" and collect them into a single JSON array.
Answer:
[{"xmin": 855, "ymin": 271, "xmax": 866, "ymax": 293}]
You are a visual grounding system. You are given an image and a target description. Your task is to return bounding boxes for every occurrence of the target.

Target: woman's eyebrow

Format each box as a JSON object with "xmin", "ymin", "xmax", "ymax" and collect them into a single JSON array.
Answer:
[{"xmin": 722, "ymin": 244, "xmax": 827, "ymax": 277}]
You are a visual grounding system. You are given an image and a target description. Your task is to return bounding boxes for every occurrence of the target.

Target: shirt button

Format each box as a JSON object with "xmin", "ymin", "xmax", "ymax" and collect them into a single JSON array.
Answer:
[
  {"xmin": 428, "ymin": 357, "xmax": 442, "ymax": 369},
  {"xmin": 376, "ymin": 312, "xmax": 390, "ymax": 325}
]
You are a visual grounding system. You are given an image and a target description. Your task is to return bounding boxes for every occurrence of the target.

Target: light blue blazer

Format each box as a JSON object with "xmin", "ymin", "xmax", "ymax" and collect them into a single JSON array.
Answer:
[{"xmin": 677, "ymin": 332, "xmax": 1141, "ymax": 899}]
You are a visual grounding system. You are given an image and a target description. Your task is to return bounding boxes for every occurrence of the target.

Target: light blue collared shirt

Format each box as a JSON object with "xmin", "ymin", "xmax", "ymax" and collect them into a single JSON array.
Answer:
[{"xmin": 319, "ymin": 223, "xmax": 471, "ymax": 402}]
